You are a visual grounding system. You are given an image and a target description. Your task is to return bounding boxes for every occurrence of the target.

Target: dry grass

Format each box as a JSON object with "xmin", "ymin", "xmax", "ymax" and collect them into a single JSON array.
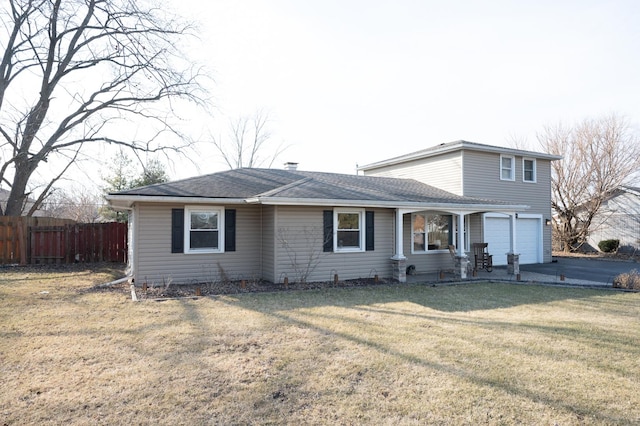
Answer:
[{"xmin": 1, "ymin": 264, "xmax": 639, "ymax": 425}]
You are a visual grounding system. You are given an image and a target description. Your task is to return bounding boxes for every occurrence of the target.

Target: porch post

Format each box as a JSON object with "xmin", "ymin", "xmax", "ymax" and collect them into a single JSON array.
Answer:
[
  {"xmin": 456, "ymin": 213, "xmax": 464, "ymax": 255},
  {"xmin": 391, "ymin": 209, "xmax": 407, "ymax": 283},
  {"xmin": 456, "ymin": 212, "xmax": 469, "ymax": 279},
  {"xmin": 507, "ymin": 213, "xmax": 520, "ymax": 275}
]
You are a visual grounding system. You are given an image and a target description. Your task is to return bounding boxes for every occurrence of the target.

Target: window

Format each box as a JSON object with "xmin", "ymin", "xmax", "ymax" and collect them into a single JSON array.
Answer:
[
  {"xmin": 323, "ymin": 209, "xmax": 374, "ymax": 253},
  {"xmin": 523, "ymin": 158, "xmax": 536, "ymax": 182},
  {"xmin": 500, "ymin": 155, "xmax": 515, "ymax": 181},
  {"xmin": 171, "ymin": 208, "xmax": 235, "ymax": 254},
  {"xmin": 412, "ymin": 214, "xmax": 426, "ymax": 252},
  {"xmin": 412, "ymin": 213, "xmax": 452, "ymax": 252},
  {"xmin": 334, "ymin": 209, "xmax": 364, "ymax": 251},
  {"xmin": 185, "ymin": 207, "xmax": 223, "ymax": 253}
]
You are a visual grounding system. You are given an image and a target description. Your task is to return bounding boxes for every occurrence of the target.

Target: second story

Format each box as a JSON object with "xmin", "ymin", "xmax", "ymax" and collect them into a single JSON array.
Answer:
[{"xmin": 358, "ymin": 140, "xmax": 562, "ymax": 213}]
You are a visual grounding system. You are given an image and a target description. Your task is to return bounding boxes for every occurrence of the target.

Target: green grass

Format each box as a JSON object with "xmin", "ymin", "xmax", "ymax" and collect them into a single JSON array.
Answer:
[{"xmin": 1, "ymin": 265, "xmax": 639, "ymax": 425}]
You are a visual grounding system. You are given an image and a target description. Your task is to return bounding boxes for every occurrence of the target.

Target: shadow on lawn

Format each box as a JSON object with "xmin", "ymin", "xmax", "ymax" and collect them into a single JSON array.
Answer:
[
  {"xmin": 216, "ymin": 283, "xmax": 635, "ymax": 425},
  {"xmin": 223, "ymin": 282, "xmax": 607, "ymax": 314}
]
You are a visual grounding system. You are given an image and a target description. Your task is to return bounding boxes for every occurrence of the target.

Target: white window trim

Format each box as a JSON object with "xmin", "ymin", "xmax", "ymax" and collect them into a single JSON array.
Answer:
[
  {"xmin": 411, "ymin": 212, "xmax": 452, "ymax": 254},
  {"xmin": 184, "ymin": 206, "xmax": 225, "ymax": 254},
  {"xmin": 522, "ymin": 157, "xmax": 537, "ymax": 183},
  {"xmin": 334, "ymin": 208, "xmax": 365, "ymax": 252},
  {"xmin": 500, "ymin": 155, "xmax": 515, "ymax": 181}
]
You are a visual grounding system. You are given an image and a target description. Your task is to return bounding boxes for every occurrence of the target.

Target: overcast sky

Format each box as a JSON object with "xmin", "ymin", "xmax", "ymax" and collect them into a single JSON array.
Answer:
[{"xmin": 169, "ymin": 0, "xmax": 639, "ymax": 177}]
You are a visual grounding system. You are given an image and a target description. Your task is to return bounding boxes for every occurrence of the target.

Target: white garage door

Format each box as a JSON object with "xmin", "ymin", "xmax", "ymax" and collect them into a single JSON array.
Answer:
[
  {"xmin": 484, "ymin": 216, "xmax": 510, "ymax": 265},
  {"xmin": 484, "ymin": 215, "xmax": 541, "ymax": 265}
]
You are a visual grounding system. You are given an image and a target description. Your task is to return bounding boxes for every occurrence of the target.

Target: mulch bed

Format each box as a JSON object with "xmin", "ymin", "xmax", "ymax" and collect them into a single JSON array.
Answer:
[{"xmin": 96, "ymin": 277, "xmax": 393, "ymax": 300}]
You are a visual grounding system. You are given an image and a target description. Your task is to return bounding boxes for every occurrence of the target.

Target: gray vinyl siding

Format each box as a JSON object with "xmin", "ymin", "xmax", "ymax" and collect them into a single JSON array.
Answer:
[
  {"xmin": 365, "ymin": 148, "xmax": 554, "ymax": 263},
  {"xmin": 362, "ymin": 151, "xmax": 463, "ymax": 195},
  {"xmin": 461, "ymin": 151, "xmax": 550, "ymax": 209},
  {"xmin": 273, "ymin": 206, "xmax": 394, "ymax": 283},
  {"xmin": 462, "ymin": 151, "xmax": 554, "ymax": 262},
  {"xmin": 468, "ymin": 213, "xmax": 483, "ymax": 247},
  {"xmin": 134, "ymin": 203, "xmax": 262, "ymax": 285},
  {"xmin": 261, "ymin": 205, "xmax": 276, "ymax": 282}
]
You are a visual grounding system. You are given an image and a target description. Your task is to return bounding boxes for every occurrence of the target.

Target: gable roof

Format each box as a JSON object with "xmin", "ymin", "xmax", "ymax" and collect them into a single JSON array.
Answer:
[
  {"xmin": 358, "ymin": 140, "xmax": 563, "ymax": 172},
  {"xmin": 107, "ymin": 168, "xmax": 527, "ymax": 212}
]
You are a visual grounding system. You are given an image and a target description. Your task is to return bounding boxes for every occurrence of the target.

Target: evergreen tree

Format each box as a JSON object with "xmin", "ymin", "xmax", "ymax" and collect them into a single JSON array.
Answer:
[{"xmin": 101, "ymin": 151, "xmax": 169, "ymax": 222}]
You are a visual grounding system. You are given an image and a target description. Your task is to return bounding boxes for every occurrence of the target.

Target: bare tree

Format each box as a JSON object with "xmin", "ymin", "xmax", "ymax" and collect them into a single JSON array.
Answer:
[
  {"xmin": 211, "ymin": 110, "xmax": 287, "ymax": 169},
  {"xmin": 538, "ymin": 114, "xmax": 640, "ymax": 252},
  {"xmin": 42, "ymin": 187, "xmax": 102, "ymax": 222},
  {"xmin": 0, "ymin": 0, "xmax": 205, "ymax": 216}
]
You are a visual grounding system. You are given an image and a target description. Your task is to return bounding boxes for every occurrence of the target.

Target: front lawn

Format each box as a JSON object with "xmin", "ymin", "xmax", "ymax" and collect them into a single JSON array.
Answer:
[{"xmin": 1, "ymin": 265, "xmax": 639, "ymax": 425}]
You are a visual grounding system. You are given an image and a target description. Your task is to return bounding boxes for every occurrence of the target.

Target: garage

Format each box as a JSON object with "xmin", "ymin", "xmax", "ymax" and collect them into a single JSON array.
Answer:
[{"xmin": 483, "ymin": 214, "xmax": 542, "ymax": 265}]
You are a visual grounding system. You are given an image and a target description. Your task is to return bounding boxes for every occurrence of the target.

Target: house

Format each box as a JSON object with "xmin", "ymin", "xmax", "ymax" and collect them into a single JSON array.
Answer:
[
  {"xmin": 0, "ymin": 188, "xmax": 47, "ymax": 217},
  {"xmin": 587, "ymin": 186, "xmax": 640, "ymax": 253},
  {"xmin": 359, "ymin": 140, "xmax": 562, "ymax": 267},
  {"xmin": 106, "ymin": 141, "xmax": 561, "ymax": 285}
]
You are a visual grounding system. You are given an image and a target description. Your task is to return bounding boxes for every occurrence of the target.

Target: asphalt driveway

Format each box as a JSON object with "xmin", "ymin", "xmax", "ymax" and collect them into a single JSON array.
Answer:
[{"xmin": 517, "ymin": 256, "xmax": 640, "ymax": 284}]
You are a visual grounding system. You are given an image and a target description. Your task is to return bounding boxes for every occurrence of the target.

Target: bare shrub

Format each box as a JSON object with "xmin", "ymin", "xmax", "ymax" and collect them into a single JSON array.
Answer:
[
  {"xmin": 278, "ymin": 226, "xmax": 326, "ymax": 284},
  {"xmin": 217, "ymin": 262, "xmax": 231, "ymax": 284},
  {"xmin": 612, "ymin": 269, "xmax": 640, "ymax": 290}
]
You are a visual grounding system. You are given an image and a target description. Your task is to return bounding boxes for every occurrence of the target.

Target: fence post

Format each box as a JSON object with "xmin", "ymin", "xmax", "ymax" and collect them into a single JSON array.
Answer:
[{"xmin": 18, "ymin": 217, "xmax": 27, "ymax": 265}]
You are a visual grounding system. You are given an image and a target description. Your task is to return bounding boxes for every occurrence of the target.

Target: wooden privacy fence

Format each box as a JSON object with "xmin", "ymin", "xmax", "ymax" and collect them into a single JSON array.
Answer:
[{"xmin": 0, "ymin": 216, "xmax": 127, "ymax": 265}]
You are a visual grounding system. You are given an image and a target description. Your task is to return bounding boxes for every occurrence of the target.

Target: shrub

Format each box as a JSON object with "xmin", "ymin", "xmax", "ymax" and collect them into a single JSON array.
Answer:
[
  {"xmin": 598, "ymin": 239, "xmax": 620, "ymax": 253},
  {"xmin": 613, "ymin": 269, "xmax": 640, "ymax": 290}
]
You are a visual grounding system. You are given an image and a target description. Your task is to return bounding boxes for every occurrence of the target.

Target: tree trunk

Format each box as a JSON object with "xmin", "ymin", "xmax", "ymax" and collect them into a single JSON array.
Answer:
[{"xmin": 4, "ymin": 160, "xmax": 38, "ymax": 216}]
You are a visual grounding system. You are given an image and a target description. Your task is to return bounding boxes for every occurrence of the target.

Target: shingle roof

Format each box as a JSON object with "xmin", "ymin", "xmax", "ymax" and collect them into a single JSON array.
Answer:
[
  {"xmin": 111, "ymin": 168, "xmax": 516, "ymax": 207},
  {"xmin": 114, "ymin": 168, "xmax": 297, "ymax": 198}
]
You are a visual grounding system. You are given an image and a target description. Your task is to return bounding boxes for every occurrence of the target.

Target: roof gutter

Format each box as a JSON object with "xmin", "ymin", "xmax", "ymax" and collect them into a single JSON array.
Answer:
[
  {"xmin": 105, "ymin": 194, "xmax": 248, "ymax": 208},
  {"xmin": 107, "ymin": 194, "xmax": 529, "ymax": 213},
  {"xmin": 246, "ymin": 196, "xmax": 529, "ymax": 212}
]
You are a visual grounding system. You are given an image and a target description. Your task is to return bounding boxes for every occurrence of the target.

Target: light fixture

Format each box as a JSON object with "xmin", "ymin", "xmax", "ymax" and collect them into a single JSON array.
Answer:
[{"xmin": 545, "ymin": 218, "xmax": 551, "ymax": 226}]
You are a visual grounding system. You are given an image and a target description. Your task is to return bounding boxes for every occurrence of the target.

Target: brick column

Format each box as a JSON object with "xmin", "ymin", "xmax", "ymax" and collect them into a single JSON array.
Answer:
[
  {"xmin": 392, "ymin": 257, "xmax": 407, "ymax": 283},
  {"xmin": 456, "ymin": 255, "xmax": 470, "ymax": 279},
  {"xmin": 507, "ymin": 253, "xmax": 520, "ymax": 275}
]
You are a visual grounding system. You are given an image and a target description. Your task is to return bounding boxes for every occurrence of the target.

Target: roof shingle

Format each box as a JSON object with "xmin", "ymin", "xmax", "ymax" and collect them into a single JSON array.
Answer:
[{"xmin": 112, "ymin": 168, "xmax": 513, "ymax": 206}]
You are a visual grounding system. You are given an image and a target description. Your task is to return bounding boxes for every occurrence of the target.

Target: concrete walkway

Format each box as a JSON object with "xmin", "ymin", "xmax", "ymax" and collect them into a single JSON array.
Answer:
[{"xmin": 406, "ymin": 265, "xmax": 611, "ymax": 288}]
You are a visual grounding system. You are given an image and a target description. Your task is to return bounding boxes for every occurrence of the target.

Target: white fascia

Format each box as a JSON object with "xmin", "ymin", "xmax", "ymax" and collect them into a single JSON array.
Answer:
[
  {"xmin": 105, "ymin": 195, "xmax": 248, "ymax": 208},
  {"xmin": 247, "ymin": 196, "xmax": 529, "ymax": 214}
]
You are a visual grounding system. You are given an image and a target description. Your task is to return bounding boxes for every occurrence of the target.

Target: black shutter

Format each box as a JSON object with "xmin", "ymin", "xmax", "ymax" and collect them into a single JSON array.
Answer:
[
  {"xmin": 365, "ymin": 211, "xmax": 375, "ymax": 251},
  {"xmin": 171, "ymin": 208, "xmax": 184, "ymax": 253},
  {"xmin": 323, "ymin": 210, "xmax": 333, "ymax": 252},
  {"xmin": 225, "ymin": 209, "xmax": 236, "ymax": 252}
]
